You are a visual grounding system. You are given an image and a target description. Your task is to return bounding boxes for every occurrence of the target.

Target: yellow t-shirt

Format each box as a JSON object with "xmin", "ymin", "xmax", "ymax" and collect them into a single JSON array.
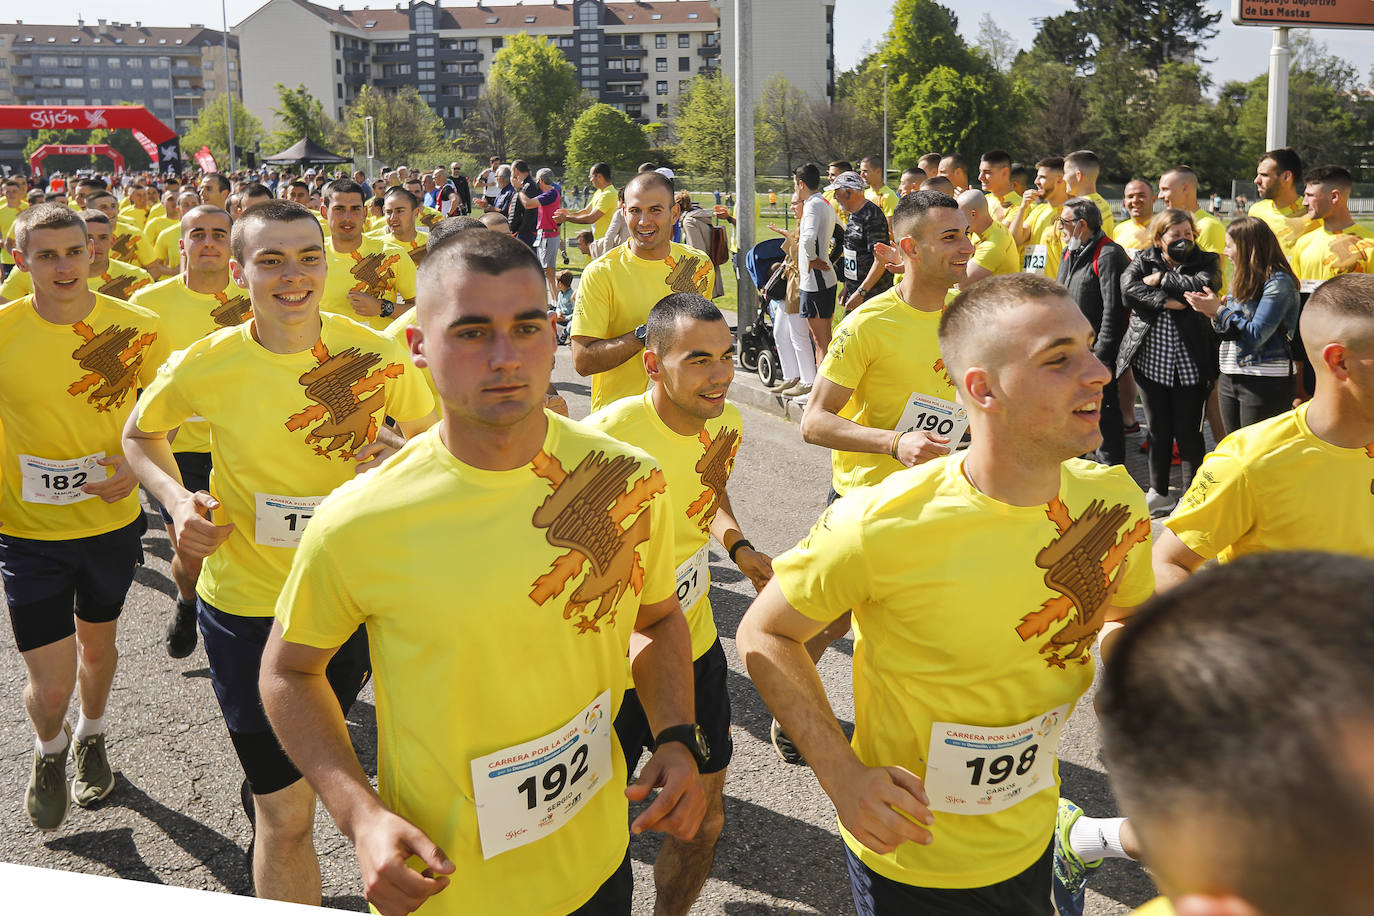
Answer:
[
  {"xmin": 1290, "ymin": 224, "xmax": 1374, "ymax": 287},
  {"xmin": 274, "ymin": 416, "xmax": 676, "ymax": 915},
  {"xmin": 589, "ymin": 184, "xmax": 618, "ymax": 240},
  {"xmin": 130, "ymin": 275, "xmax": 253, "ymax": 454},
  {"xmin": 1022, "ymin": 202, "xmax": 1064, "ymax": 278},
  {"xmin": 121, "ymin": 205, "xmax": 150, "ymax": 230},
  {"xmin": 139, "ymin": 215, "xmax": 176, "ymax": 264},
  {"xmin": 1, "ymin": 259, "xmax": 151, "ymax": 302},
  {"xmin": 1248, "ymin": 198, "xmax": 1314, "ymax": 257},
  {"xmin": 818, "ymin": 287, "xmax": 953, "ymax": 494},
  {"xmin": 971, "ymin": 221, "xmax": 1019, "ymax": 277},
  {"xmin": 1087, "ymin": 192, "xmax": 1116, "ymax": 236},
  {"xmin": 153, "ymin": 223, "xmax": 183, "ymax": 271},
  {"xmin": 134, "ymin": 313, "xmax": 434, "ymax": 616},
  {"xmin": 0, "ymin": 205, "xmax": 24, "ymax": 266},
  {"xmin": 569, "ymin": 242, "xmax": 713, "ymax": 413},
  {"xmin": 865, "ymin": 186, "xmax": 899, "ymax": 219},
  {"xmin": 1192, "ymin": 209, "xmax": 1226, "ymax": 257},
  {"xmin": 584, "ymin": 391, "xmax": 742, "ymax": 661},
  {"xmin": 774, "ymin": 454, "xmax": 1154, "ymax": 889},
  {"xmin": 986, "ymin": 190, "xmax": 1023, "ymax": 227},
  {"xmin": 321, "ymin": 235, "xmax": 419, "ymax": 333},
  {"xmin": 366, "ymin": 229, "xmax": 430, "ymax": 269},
  {"xmin": 381, "ymin": 311, "xmax": 434, "ymax": 407},
  {"xmin": 1167, "ymin": 403, "xmax": 1374, "ymax": 564},
  {"xmin": 109, "ymin": 220, "xmax": 146, "ymax": 267},
  {"xmin": 0, "ymin": 294, "xmax": 168, "ymax": 540},
  {"xmin": 1111, "ymin": 219, "xmax": 1152, "ymax": 260}
]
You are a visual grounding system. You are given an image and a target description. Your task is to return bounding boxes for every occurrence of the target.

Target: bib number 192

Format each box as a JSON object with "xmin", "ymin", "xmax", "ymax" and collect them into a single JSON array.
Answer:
[
  {"xmin": 965, "ymin": 744, "xmax": 1038, "ymax": 786},
  {"xmin": 517, "ymin": 744, "xmax": 590, "ymax": 810}
]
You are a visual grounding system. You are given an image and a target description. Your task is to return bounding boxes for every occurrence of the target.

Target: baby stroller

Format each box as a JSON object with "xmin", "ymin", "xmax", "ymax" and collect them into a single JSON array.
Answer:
[{"xmin": 738, "ymin": 238, "xmax": 785, "ymax": 387}]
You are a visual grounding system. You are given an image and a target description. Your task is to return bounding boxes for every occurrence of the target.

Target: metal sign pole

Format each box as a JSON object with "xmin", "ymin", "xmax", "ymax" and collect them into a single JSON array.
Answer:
[
  {"xmin": 1266, "ymin": 27, "xmax": 1290, "ymax": 149},
  {"xmin": 734, "ymin": 0, "xmax": 756, "ymax": 330}
]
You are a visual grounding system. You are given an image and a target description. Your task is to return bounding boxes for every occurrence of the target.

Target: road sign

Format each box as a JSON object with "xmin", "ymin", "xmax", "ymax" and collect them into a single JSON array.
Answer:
[{"xmin": 1232, "ymin": 0, "xmax": 1374, "ymax": 29}]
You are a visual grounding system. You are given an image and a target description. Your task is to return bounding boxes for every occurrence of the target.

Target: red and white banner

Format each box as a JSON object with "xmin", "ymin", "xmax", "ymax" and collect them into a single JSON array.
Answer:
[{"xmin": 194, "ymin": 146, "xmax": 218, "ymax": 173}]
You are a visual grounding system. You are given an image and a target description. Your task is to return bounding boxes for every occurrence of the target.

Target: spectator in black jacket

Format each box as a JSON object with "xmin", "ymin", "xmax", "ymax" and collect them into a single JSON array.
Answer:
[
  {"xmin": 507, "ymin": 159, "xmax": 539, "ymax": 247},
  {"xmin": 1057, "ymin": 196, "xmax": 1131, "ymax": 465},
  {"xmin": 1119, "ymin": 209, "xmax": 1222, "ymax": 516}
]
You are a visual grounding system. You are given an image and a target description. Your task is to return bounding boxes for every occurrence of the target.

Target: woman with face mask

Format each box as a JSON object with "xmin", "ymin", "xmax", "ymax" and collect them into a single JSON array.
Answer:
[{"xmin": 1118, "ymin": 209, "xmax": 1222, "ymax": 516}]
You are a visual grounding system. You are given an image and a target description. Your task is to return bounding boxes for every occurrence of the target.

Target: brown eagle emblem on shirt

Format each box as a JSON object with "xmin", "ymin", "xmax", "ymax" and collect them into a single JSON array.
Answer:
[
  {"xmin": 68, "ymin": 320, "xmax": 157, "ymax": 412},
  {"xmin": 529, "ymin": 449, "xmax": 667, "ymax": 634},
  {"xmin": 95, "ymin": 271, "xmax": 149, "ymax": 301},
  {"xmin": 663, "ymin": 253, "xmax": 713, "ymax": 294},
  {"xmin": 417, "ymin": 210, "xmax": 441, "ymax": 228},
  {"xmin": 407, "ymin": 245, "xmax": 427, "ymax": 267},
  {"xmin": 210, "ymin": 291, "xmax": 252, "ymax": 327},
  {"xmin": 110, "ymin": 231, "xmax": 139, "ymax": 263},
  {"xmin": 687, "ymin": 427, "xmax": 740, "ymax": 534},
  {"xmin": 284, "ymin": 339, "xmax": 403, "ymax": 459},
  {"xmin": 349, "ymin": 250, "xmax": 402, "ymax": 301},
  {"xmin": 1016, "ymin": 497, "xmax": 1150, "ymax": 668}
]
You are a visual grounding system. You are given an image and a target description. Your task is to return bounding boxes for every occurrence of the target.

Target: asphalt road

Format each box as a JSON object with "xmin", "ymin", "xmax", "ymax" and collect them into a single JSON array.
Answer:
[{"xmin": 0, "ymin": 347, "xmax": 1161, "ymax": 914}]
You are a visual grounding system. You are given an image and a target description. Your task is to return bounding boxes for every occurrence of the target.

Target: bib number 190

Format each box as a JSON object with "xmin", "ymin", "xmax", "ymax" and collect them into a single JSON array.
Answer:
[
  {"xmin": 517, "ymin": 744, "xmax": 590, "ymax": 810},
  {"xmin": 908, "ymin": 411, "xmax": 955, "ymax": 437},
  {"xmin": 965, "ymin": 744, "xmax": 1038, "ymax": 786}
]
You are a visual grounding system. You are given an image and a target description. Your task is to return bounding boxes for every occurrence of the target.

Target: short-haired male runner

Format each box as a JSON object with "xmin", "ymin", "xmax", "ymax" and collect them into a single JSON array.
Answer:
[
  {"xmin": 1158, "ymin": 166, "xmax": 1224, "ymax": 256},
  {"xmin": 586, "ymin": 292, "xmax": 773, "ymax": 915},
  {"xmin": 1112, "ymin": 179, "xmax": 1157, "ymax": 258},
  {"xmin": 1290, "ymin": 165, "xmax": 1374, "ymax": 287},
  {"xmin": 1249, "ymin": 147, "xmax": 1314, "ymax": 257},
  {"xmin": 1063, "ymin": 151, "xmax": 1115, "ymax": 236},
  {"xmin": 978, "ymin": 149, "xmax": 1022, "ymax": 227},
  {"xmin": 0, "ymin": 203, "xmax": 168, "ymax": 830},
  {"xmin": 318, "ymin": 178, "xmax": 418, "ymax": 331},
  {"xmin": 775, "ymin": 191, "xmax": 973, "ymax": 765},
  {"xmin": 1100, "ymin": 552, "xmax": 1374, "ymax": 916},
  {"xmin": 1009, "ymin": 157, "xmax": 1069, "ymax": 278},
  {"xmin": 370, "ymin": 187, "xmax": 429, "ymax": 268},
  {"xmin": 129, "ymin": 204, "xmax": 253, "ymax": 659},
  {"xmin": 261, "ymin": 230, "xmax": 705, "ymax": 916},
  {"xmin": 741, "ymin": 273, "xmax": 1154, "ymax": 915},
  {"xmin": 570, "ymin": 171, "xmax": 713, "ymax": 413},
  {"xmin": 123, "ymin": 200, "xmax": 435, "ymax": 903},
  {"xmin": 555, "ymin": 162, "xmax": 619, "ymax": 241}
]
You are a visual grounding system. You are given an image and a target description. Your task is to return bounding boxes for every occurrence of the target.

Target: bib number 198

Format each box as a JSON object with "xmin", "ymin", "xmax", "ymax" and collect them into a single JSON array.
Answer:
[{"xmin": 965, "ymin": 744, "xmax": 1038, "ymax": 786}]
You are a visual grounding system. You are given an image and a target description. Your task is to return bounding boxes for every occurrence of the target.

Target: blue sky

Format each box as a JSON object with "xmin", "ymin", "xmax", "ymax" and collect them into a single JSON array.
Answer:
[
  {"xmin": 24, "ymin": 0, "xmax": 1374, "ymax": 89},
  {"xmin": 833, "ymin": 0, "xmax": 1373, "ymax": 88}
]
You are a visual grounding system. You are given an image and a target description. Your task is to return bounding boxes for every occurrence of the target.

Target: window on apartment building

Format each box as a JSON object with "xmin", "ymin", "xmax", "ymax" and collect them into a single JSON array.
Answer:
[
  {"xmin": 127, "ymin": 58, "xmax": 142, "ymax": 69},
  {"xmin": 205, "ymin": 79, "xmax": 214, "ymax": 90},
  {"xmin": 418, "ymin": 46, "xmax": 433, "ymax": 58},
  {"xmin": 63, "ymin": 77, "xmax": 83, "ymax": 88},
  {"xmin": 62, "ymin": 56, "xmax": 81, "ymax": 67},
  {"xmin": 626, "ymin": 104, "xmax": 641, "ymax": 118},
  {"xmin": 655, "ymin": 35, "xmax": 667, "ymax": 49},
  {"xmin": 679, "ymin": 57, "xmax": 689, "ymax": 71},
  {"xmin": 151, "ymin": 78, "xmax": 169, "ymax": 89},
  {"xmin": 37, "ymin": 55, "xmax": 60, "ymax": 67},
  {"xmin": 337, "ymin": 84, "xmax": 343, "ymax": 98},
  {"xmin": 442, "ymin": 62, "xmax": 458, "ymax": 74},
  {"xmin": 655, "ymin": 58, "xmax": 666, "ymax": 72},
  {"xmin": 461, "ymin": 39, "xmax": 477, "ymax": 51},
  {"xmin": 581, "ymin": 78, "xmax": 598, "ymax": 90},
  {"xmin": 463, "ymin": 62, "xmax": 478, "ymax": 73},
  {"xmin": 89, "ymin": 77, "xmax": 101, "ymax": 88},
  {"xmin": 626, "ymin": 59, "xmax": 641, "ymax": 71},
  {"xmin": 559, "ymin": 37, "xmax": 574, "ymax": 48},
  {"xmin": 678, "ymin": 34, "xmax": 690, "ymax": 48},
  {"xmin": 130, "ymin": 78, "xmax": 144, "ymax": 88},
  {"xmin": 461, "ymin": 84, "xmax": 477, "ymax": 98},
  {"xmin": 229, "ymin": 61, "xmax": 236, "ymax": 71},
  {"xmin": 336, "ymin": 60, "xmax": 342, "ymax": 74},
  {"xmin": 679, "ymin": 79, "xmax": 689, "ymax": 92},
  {"xmin": 335, "ymin": 35, "xmax": 341, "ymax": 50},
  {"xmin": 608, "ymin": 59, "xmax": 623, "ymax": 70},
  {"xmin": 491, "ymin": 38, "xmax": 503, "ymax": 51},
  {"xmin": 656, "ymin": 80, "xmax": 667, "ymax": 95},
  {"xmin": 577, "ymin": 1, "xmax": 598, "ymax": 29},
  {"xmin": 150, "ymin": 57, "xmax": 168, "ymax": 69},
  {"xmin": 584, "ymin": 65, "xmax": 599, "ymax": 76},
  {"xmin": 657, "ymin": 103, "xmax": 667, "ymax": 117},
  {"xmin": 415, "ymin": 5, "xmax": 434, "ymax": 31},
  {"xmin": 440, "ymin": 38, "xmax": 457, "ymax": 51},
  {"xmin": 108, "ymin": 77, "xmax": 122, "ymax": 88},
  {"xmin": 625, "ymin": 36, "xmax": 641, "ymax": 49}
]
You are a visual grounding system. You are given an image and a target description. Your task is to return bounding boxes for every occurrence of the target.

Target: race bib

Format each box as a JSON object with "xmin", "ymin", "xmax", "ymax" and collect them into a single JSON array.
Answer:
[
  {"xmin": 843, "ymin": 246, "xmax": 858, "ymax": 281},
  {"xmin": 674, "ymin": 544, "xmax": 710, "ymax": 612},
  {"xmin": 20, "ymin": 453, "xmax": 103, "ymax": 505},
  {"xmin": 470, "ymin": 690, "xmax": 613, "ymax": 859},
  {"xmin": 895, "ymin": 392, "xmax": 969, "ymax": 445},
  {"xmin": 253, "ymin": 493, "xmax": 325, "ymax": 548},
  {"xmin": 1300, "ymin": 278, "xmax": 1322, "ymax": 295},
  {"xmin": 924, "ymin": 704, "xmax": 1070, "ymax": 815},
  {"xmin": 1022, "ymin": 244, "xmax": 1047, "ymax": 273}
]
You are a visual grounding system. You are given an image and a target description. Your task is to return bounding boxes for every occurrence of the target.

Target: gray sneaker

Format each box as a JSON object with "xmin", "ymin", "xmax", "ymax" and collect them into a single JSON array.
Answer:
[
  {"xmin": 72, "ymin": 732, "xmax": 115, "ymax": 807},
  {"xmin": 27, "ymin": 723, "xmax": 71, "ymax": 831}
]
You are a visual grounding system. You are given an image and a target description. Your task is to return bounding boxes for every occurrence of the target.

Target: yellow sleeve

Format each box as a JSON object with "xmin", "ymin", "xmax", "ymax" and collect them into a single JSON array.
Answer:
[
  {"xmin": 379, "ymin": 334, "xmax": 435, "ymax": 421},
  {"xmin": 0, "ymin": 267, "xmax": 31, "ymax": 299},
  {"xmin": 972, "ymin": 235, "xmax": 1000, "ymax": 272},
  {"xmin": 568, "ymin": 261, "xmax": 612, "ymax": 339},
  {"xmin": 134, "ymin": 350, "xmax": 197, "ymax": 434},
  {"xmin": 773, "ymin": 493, "xmax": 873, "ymax": 623},
  {"xmin": 390, "ymin": 244, "xmax": 418, "ymax": 302},
  {"xmin": 881, "ymin": 191, "xmax": 897, "ymax": 218},
  {"xmin": 817, "ymin": 315, "xmax": 868, "ymax": 390},
  {"xmin": 640, "ymin": 480, "xmax": 677, "ymax": 606},
  {"xmin": 1165, "ymin": 450, "xmax": 1254, "ymax": 560},
  {"xmin": 275, "ymin": 515, "xmax": 367, "ymax": 649},
  {"xmin": 1114, "ymin": 489, "xmax": 1156, "ymax": 608}
]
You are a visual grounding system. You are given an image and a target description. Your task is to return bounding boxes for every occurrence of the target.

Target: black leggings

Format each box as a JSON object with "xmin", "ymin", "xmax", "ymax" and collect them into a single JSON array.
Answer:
[
  {"xmin": 1135, "ymin": 373, "xmax": 1209, "ymax": 497},
  {"xmin": 1218, "ymin": 372, "xmax": 1293, "ymax": 436}
]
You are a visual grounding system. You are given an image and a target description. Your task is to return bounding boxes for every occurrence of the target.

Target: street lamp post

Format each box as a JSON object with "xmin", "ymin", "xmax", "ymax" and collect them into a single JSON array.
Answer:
[
  {"xmin": 161, "ymin": 56, "xmax": 175, "ymax": 138},
  {"xmin": 881, "ymin": 63, "xmax": 888, "ymax": 184},
  {"xmin": 223, "ymin": 0, "xmax": 236, "ymax": 172}
]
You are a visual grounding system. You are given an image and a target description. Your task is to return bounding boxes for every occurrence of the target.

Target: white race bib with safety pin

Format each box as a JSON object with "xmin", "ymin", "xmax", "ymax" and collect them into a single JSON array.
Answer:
[
  {"xmin": 674, "ymin": 544, "xmax": 710, "ymax": 612},
  {"xmin": 1022, "ymin": 244, "xmax": 1048, "ymax": 273},
  {"xmin": 20, "ymin": 453, "xmax": 103, "ymax": 505},
  {"xmin": 843, "ymin": 246, "xmax": 858, "ymax": 281},
  {"xmin": 896, "ymin": 392, "xmax": 969, "ymax": 445},
  {"xmin": 253, "ymin": 493, "xmax": 325, "ymax": 548},
  {"xmin": 470, "ymin": 689, "xmax": 613, "ymax": 859},
  {"xmin": 923, "ymin": 704, "xmax": 1070, "ymax": 815},
  {"xmin": 1300, "ymin": 278, "xmax": 1322, "ymax": 295}
]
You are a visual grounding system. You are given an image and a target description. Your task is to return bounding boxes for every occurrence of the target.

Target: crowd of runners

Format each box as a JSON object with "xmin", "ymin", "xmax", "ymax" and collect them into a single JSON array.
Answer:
[{"xmin": 0, "ymin": 144, "xmax": 1371, "ymax": 916}]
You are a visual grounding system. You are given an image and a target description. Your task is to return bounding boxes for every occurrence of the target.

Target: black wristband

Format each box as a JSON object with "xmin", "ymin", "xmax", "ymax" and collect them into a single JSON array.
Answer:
[{"xmin": 728, "ymin": 539, "xmax": 753, "ymax": 564}]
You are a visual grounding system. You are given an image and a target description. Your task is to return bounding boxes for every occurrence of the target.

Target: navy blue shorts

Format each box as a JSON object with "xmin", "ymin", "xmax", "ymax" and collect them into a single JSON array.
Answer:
[
  {"xmin": 800, "ymin": 275, "xmax": 837, "ymax": 319},
  {"xmin": 568, "ymin": 850, "xmax": 631, "ymax": 916},
  {"xmin": 844, "ymin": 839, "xmax": 1052, "ymax": 916},
  {"xmin": 1, "ymin": 515, "xmax": 146, "ymax": 652},
  {"xmin": 197, "ymin": 598, "xmax": 371, "ymax": 795},
  {"xmin": 153, "ymin": 451, "xmax": 214, "ymax": 525},
  {"xmin": 615, "ymin": 637, "xmax": 733, "ymax": 776}
]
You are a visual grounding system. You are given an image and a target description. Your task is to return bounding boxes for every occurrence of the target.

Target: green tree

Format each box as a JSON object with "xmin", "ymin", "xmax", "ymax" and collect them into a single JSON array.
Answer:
[
  {"xmin": 1036, "ymin": 0, "xmax": 1221, "ymax": 75},
  {"xmin": 339, "ymin": 85, "xmax": 448, "ymax": 168},
  {"xmin": 564, "ymin": 103, "xmax": 649, "ymax": 179},
  {"xmin": 893, "ymin": 66, "xmax": 1004, "ymax": 165},
  {"xmin": 1008, "ymin": 57, "xmax": 1089, "ymax": 159},
  {"xmin": 459, "ymin": 83, "xmax": 538, "ymax": 162},
  {"xmin": 672, "ymin": 72, "xmax": 735, "ymax": 182},
  {"xmin": 180, "ymin": 94, "xmax": 266, "ymax": 171},
  {"xmin": 271, "ymin": 83, "xmax": 332, "ymax": 149},
  {"xmin": 488, "ymin": 32, "xmax": 584, "ymax": 158},
  {"xmin": 755, "ymin": 75, "xmax": 811, "ymax": 176}
]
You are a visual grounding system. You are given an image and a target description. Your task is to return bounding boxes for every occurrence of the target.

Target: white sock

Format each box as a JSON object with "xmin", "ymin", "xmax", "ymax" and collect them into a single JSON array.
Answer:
[
  {"xmin": 75, "ymin": 713, "xmax": 105, "ymax": 741},
  {"xmin": 36, "ymin": 728, "xmax": 70, "ymax": 756},
  {"xmin": 1069, "ymin": 814, "xmax": 1129, "ymax": 861}
]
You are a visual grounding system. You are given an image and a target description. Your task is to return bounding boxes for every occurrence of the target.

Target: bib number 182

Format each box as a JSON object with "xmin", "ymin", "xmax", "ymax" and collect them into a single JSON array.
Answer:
[
  {"xmin": 965, "ymin": 743, "xmax": 1038, "ymax": 786},
  {"xmin": 517, "ymin": 744, "xmax": 590, "ymax": 810},
  {"xmin": 40, "ymin": 471, "xmax": 87, "ymax": 491}
]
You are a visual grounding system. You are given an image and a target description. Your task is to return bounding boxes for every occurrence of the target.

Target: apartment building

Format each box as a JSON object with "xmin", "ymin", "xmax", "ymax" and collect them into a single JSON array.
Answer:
[
  {"xmin": 238, "ymin": 0, "xmax": 724, "ymax": 138},
  {"xmin": 0, "ymin": 20, "xmax": 242, "ymax": 170},
  {"xmin": 716, "ymin": 0, "xmax": 835, "ymax": 103}
]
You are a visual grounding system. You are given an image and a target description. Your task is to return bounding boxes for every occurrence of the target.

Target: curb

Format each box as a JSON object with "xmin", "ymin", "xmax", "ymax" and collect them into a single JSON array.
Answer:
[{"xmin": 729, "ymin": 367, "xmax": 805, "ymax": 422}]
